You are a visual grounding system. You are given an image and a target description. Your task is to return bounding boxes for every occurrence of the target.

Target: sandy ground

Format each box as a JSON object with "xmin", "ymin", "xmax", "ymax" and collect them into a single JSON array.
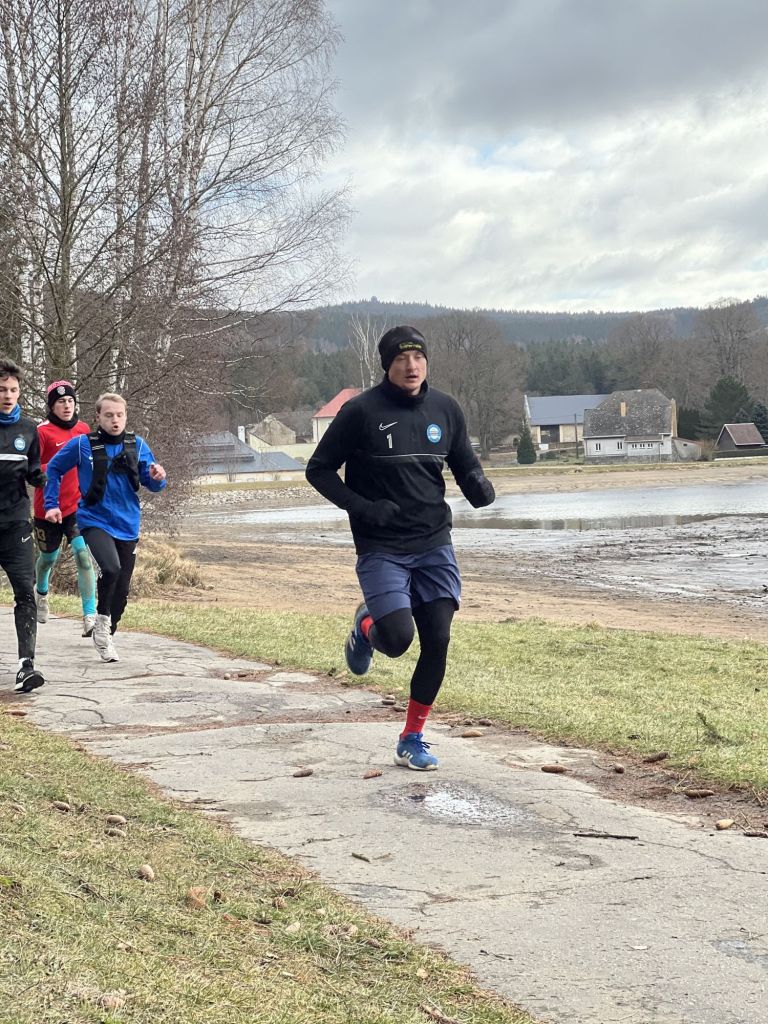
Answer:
[{"xmin": 178, "ymin": 461, "xmax": 768, "ymax": 642}]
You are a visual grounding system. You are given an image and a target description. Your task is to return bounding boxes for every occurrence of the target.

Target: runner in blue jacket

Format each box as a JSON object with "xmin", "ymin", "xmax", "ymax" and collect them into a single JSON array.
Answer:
[{"xmin": 44, "ymin": 392, "xmax": 166, "ymax": 662}]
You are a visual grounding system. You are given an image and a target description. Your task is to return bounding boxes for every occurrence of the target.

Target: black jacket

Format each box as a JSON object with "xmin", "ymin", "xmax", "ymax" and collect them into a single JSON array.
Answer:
[
  {"xmin": 306, "ymin": 378, "xmax": 495, "ymax": 554},
  {"xmin": 0, "ymin": 413, "xmax": 45, "ymax": 526}
]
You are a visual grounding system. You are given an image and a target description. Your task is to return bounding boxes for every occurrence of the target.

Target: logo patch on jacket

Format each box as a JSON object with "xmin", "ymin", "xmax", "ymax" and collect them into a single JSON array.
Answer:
[
  {"xmin": 13, "ymin": 436, "xmax": 26, "ymax": 451},
  {"xmin": 426, "ymin": 424, "xmax": 442, "ymax": 443}
]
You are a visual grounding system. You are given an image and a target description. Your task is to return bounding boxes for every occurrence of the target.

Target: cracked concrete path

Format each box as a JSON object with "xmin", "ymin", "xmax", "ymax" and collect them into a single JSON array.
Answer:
[{"xmin": 2, "ymin": 608, "xmax": 767, "ymax": 1024}]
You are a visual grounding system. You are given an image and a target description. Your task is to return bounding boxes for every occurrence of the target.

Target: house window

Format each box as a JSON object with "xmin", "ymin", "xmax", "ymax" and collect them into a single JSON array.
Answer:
[
  {"xmin": 594, "ymin": 442, "xmax": 601, "ymax": 451},
  {"xmin": 617, "ymin": 441, "xmax": 623, "ymax": 450}
]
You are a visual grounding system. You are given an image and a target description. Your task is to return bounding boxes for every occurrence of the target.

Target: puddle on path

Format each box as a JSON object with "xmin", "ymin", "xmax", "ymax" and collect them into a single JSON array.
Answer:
[{"xmin": 384, "ymin": 781, "xmax": 531, "ymax": 829}]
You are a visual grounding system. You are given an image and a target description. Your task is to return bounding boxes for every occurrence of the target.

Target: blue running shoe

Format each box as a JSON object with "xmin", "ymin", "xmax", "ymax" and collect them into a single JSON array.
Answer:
[
  {"xmin": 394, "ymin": 732, "xmax": 438, "ymax": 771},
  {"xmin": 345, "ymin": 602, "xmax": 373, "ymax": 675}
]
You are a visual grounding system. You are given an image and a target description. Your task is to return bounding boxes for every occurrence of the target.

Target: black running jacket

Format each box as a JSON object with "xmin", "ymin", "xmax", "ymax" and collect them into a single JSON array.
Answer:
[
  {"xmin": 305, "ymin": 378, "xmax": 495, "ymax": 554},
  {"xmin": 0, "ymin": 413, "xmax": 45, "ymax": 526}
]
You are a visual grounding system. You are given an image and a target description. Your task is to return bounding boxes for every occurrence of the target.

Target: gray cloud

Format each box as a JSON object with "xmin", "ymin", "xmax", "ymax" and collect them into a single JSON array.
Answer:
[
  {"xmin": 323, "ymin": 0, "xmax": 768, "ymax": 310},
  {"xmin": 329, "ymin": 0, "xmax": 768, "ymax": 138}
]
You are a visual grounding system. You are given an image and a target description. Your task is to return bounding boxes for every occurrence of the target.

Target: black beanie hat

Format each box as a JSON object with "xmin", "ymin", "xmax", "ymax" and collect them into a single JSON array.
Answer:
[
  {"xmin": 378, "ymin": 325, "xmax": 428, "ymax": 373},
  {"xmin": 46, "ymin": 380, "xmax": 77, "ymax": 409}
]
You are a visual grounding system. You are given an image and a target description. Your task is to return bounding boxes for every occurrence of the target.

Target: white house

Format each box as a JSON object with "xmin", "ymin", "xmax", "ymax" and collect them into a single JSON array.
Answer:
[{"xmin": 582, "ymin": 389, "xmax": 700, "ymax": 463}]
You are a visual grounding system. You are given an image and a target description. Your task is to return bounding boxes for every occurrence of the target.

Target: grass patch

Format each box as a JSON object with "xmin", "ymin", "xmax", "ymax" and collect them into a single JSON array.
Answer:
[
  {"xmin": 39, "ymin": 596, "xmax": 768, "ymax": 793},
  {"xmin": 0, "ymin": 714, "xmax": 533, "ymax": 1024}
]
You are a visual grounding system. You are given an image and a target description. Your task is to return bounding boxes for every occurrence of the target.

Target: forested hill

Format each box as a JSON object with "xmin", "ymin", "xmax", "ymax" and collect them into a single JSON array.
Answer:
[{"xmin": 305, "ymin": 296, "xmax": 768, "ymax": 348}]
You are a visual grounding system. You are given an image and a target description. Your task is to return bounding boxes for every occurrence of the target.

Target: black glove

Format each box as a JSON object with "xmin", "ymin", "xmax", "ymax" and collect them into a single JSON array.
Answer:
[
  {"xmin": 462, "ymin": 469, "xmax": 495, "ymax": 508},
  {"xmin": 349, "ymin": 496, "xmax": 401, "ymax": 528}
]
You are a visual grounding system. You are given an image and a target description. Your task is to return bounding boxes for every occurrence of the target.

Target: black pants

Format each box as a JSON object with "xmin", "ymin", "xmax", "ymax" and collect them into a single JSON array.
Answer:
[
  {"xmin": 82, "ymin": 528, "xmax": 137, "ymax": 629},
  {"xmin": 0, "ymin": 520, "xmax": 37, "ymax": 661},
  {"xmin": 369, "ymin": 597, "xmax": 456, "ymax": 706}
]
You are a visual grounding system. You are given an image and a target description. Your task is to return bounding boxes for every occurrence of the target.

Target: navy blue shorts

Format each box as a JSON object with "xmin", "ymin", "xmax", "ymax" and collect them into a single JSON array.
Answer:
[{"xmin": 355, "ymin": 544, "xmax": 462, "ymax": 621}]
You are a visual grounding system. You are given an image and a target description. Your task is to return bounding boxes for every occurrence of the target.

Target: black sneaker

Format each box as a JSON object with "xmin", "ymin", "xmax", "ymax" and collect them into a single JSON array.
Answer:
[{"xmin": 14, "ymin": 660, "xmax": 45, "ymax": 694}]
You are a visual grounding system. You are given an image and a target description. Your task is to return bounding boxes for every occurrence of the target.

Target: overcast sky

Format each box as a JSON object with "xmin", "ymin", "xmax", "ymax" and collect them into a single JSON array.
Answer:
[{"xmin": 322, "ymin": 0, "xmax": 768, "ymax": 312}]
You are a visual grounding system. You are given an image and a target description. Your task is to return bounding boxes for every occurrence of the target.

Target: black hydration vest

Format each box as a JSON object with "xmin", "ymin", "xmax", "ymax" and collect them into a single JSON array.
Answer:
[{"xmin": 83, "ymin": 431, "xmax": 140, "ymax": 506}]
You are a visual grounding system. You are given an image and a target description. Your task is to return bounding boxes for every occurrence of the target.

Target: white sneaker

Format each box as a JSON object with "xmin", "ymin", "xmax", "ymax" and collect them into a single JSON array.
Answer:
[
  {"xmin": 35, "ymin": 591, "xmax": 49, "ymax": 624},
  {"xmin": 82, "ymin": 614, "xmax": 96, "ymax": 637},
  {"xmin": 92, "ymin": 613, "xmax": 118, "ymax": 662}
]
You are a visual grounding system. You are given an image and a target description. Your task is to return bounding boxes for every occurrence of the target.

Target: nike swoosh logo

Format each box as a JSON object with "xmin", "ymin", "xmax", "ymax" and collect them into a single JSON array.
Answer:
[
  {"xmin": 22, "ymin": 535, "xmax": 31, "ymax": 543},
  {"xmin": 55, "ymin": 440, "xmax": 67, "ymax": 447},
  {"xmin": 379, "ymin": 422, "xmax": 397, "ymax": 430}
]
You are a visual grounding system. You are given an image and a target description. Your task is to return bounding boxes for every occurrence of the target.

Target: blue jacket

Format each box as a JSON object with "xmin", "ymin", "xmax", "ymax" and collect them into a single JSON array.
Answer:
[{"xmin": 44, "ymin": 433, "xmax": 166, "ymax": 540}]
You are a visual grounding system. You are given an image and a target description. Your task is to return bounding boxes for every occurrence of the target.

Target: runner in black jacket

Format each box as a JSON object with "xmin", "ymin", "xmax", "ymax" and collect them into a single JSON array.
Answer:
[
  {"xmin": 0, "ymin": 357, "xmax": 46, "ymax": 693},
  {"xmin": 306, "ymin": 325, "xmax": 495, "ymax": 770}
]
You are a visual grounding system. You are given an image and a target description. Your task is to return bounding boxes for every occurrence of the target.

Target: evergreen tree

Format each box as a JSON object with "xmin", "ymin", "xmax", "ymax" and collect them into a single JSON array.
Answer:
[
  {"xmin": 677, "ymin": 407, "xmax": 702, "ymax": 440},
  {"xmin": 700, "ymin": 377, "xmax": 753, "ymax": 438},
  {"xmin": 517, "ymin": 423, "xmax": 537, "ymax": 464},
  {"xmin": 753, "ymin": 402, "xmax": 768, "ymax": 443}
]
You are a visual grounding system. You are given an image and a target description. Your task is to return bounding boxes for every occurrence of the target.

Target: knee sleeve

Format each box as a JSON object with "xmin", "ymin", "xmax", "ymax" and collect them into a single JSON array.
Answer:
[
  {"xmin": 72, "ymin": 541, "xmax": 93, "ymax": 572},
  {"xmin": 36, "ymin": 549, "xmax": 59, "ymax": 570},
  {"xmin": 370, "ymin": 608, "xmax": 415, "ymax": 659}
]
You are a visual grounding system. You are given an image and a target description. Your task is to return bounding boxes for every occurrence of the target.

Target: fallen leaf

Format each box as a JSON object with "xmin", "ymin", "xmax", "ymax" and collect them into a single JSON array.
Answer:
[
  {"xmin": 5, "ymin": 709, "xmax": 27, "ymax": 718},
  {"xmin": 137, "ymin": 864, "xmax": 155, "ymax": 882},
  {"xmin": 185, "ymin": 886, "xmax": 207, "ymax": 910},
  {"xmin": 541, "ymin": 764, "xmax": 567, "ymax": 774},
  {"xmin": 52, "ymin": 800, "xmax": 71, "ymax": 813},
  {"xmin": 105, "ymin": 827, "xmax": 127, "ymax": 838},
  {"xmin": 478, "ymin": 718, "xmax": 493, "ymax": 727},
  {"xmin": 285, "ymin": 921, "xmax": 301, "ymax": 934},
  {"xmin": 381, "ymin": 697, "xmax": 396, "ymax": 706},
  {"xmin": 351, "ymin": 852, "xmax": 371, "ymax": 863},
  {"xmin": 363, "ymin": 769, "xmax": 383, "ymax": 779},
  {"xmin": 715, "ymin": 819, "xmax": 735, "ymax": 830},
  {"xmin": 642, "ymin": 751, "xmax": 669, "ymax": 764},
  {"xmin": 272, "ymin": 896, "xmax": 286, "ymax": 909},
  {"xmin": 106, "ymin": 814, "xmax": 128, "ymax": 826},
  {"xmin": 8, "ymin": 802, "xmax": 26, "ymax": 815},
  {"xmin": 613, "ymin": 764, "xmax": 625, "ymax": 774},
  {"xmin": 460, "ymin": 729, "xmax": 484, "ymax": 738},
  {"xmin": 393, "ymin": 703, "xmax": 407, "ymax": 712},
  {"xmin": 416, "ymin": 967, "xmax": 428, "ymax": 979},
  {"xmin": 684, "ymin": 788, "xmax": 715, "ymax": 799},
  {"xmin": 292, "ymin": 768, "xmax": 313, "ymax": 778},
  {"xmin": 99, "ymin": 991, "xmax": 127, "ymax": 1010}
]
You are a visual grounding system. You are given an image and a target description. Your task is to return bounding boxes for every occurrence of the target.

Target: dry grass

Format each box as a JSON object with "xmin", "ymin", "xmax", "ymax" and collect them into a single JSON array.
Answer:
[{"xmin": 45, "ymin": 536, "xmax": 206, "ymax": 598}]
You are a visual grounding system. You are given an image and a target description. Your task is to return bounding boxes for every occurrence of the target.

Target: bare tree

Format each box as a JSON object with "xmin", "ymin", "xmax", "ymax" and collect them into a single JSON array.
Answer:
[
  {"xmin": 0, "ymin": 0, "xmax": 347, "ymax": 425},
  {"xmin": 606, "ymin": 313, "xmax": 675, "ymax": 390},
  {"xmin": 425, "ymin": 310, "xmax": 525, "ymax": 457},
  {"xmin": 694, "ymin": 298, "xmax": 764, "ymax": 384},
  {"xmin": 348, "ymin": 311, "xmax": 387, "ymax": 389}
]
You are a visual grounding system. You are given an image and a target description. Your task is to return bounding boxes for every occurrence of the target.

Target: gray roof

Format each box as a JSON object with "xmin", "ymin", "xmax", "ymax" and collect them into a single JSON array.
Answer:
[
  {"xmin": 194, "ymin": 431, "xmax": 303, "ymax": 475},
  {"xmin": 584, "ymin": 390, "xmax": 674, "ymax": 438},
  {"xmin": 526, "ymin": 394, "xmax": 609, "ymax": 426}
]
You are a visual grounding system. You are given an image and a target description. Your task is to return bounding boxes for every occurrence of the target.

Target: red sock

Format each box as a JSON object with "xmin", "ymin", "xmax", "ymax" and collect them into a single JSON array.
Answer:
[
  {"xmin": 360, "ymin": 615, "xmax": 373, "ymax": 640},
  {"xmin": 401, "ymin": 698, "xmax": 432, "ymax": 738}
]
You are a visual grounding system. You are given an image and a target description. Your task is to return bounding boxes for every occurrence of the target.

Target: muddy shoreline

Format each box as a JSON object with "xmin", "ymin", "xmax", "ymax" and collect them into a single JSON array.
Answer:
[{"xmin": 179, "ymin": 462, "xmax": 768, "ymax": 642}]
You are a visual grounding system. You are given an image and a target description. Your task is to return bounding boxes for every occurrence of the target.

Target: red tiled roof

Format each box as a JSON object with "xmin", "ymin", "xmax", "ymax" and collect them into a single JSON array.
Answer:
[{"xmin": 313, "ymin": 388, "xmax": 361, "ymax": 419}]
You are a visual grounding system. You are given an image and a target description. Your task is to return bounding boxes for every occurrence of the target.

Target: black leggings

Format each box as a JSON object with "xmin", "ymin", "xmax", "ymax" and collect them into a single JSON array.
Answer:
[
  {"xmin": 82, "ymin": 528, "xmax": 137, "ymax": 628},
  {"xmin": 0, "ymin": 520, "xmax": 36, "ymax": 661},
  {"xmin": 369, "ymin": 597, "xmax": 455, "ymax": 706}
]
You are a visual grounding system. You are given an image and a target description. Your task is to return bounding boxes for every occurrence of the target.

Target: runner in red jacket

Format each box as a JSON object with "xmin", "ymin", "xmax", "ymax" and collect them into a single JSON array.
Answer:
[{"xmin": 33, "ymin": 381, "xmax": 96, "ymax": 637}]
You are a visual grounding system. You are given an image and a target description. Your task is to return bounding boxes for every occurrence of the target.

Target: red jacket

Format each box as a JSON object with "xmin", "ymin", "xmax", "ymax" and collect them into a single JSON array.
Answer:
[{"xmin": 34, "ymin": 418, "xmax": 91, "ymax": 519}]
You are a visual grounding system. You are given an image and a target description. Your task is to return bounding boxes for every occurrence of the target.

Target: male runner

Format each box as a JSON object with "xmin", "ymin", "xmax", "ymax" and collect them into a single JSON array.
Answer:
[
  {"xmin": 44, "ymin": 392, "xmax": 166, "ymax": 663},
  {"xmin": 0, "ymin": 357, "xmax": 46, "ymax": 692},
  {"xmin": 306, "ymin": 325, "xmax": 495, "ymax": 770},
  {"xmin": 33, "ymin": 381, "xmax": 96, "ymax": 636}
]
